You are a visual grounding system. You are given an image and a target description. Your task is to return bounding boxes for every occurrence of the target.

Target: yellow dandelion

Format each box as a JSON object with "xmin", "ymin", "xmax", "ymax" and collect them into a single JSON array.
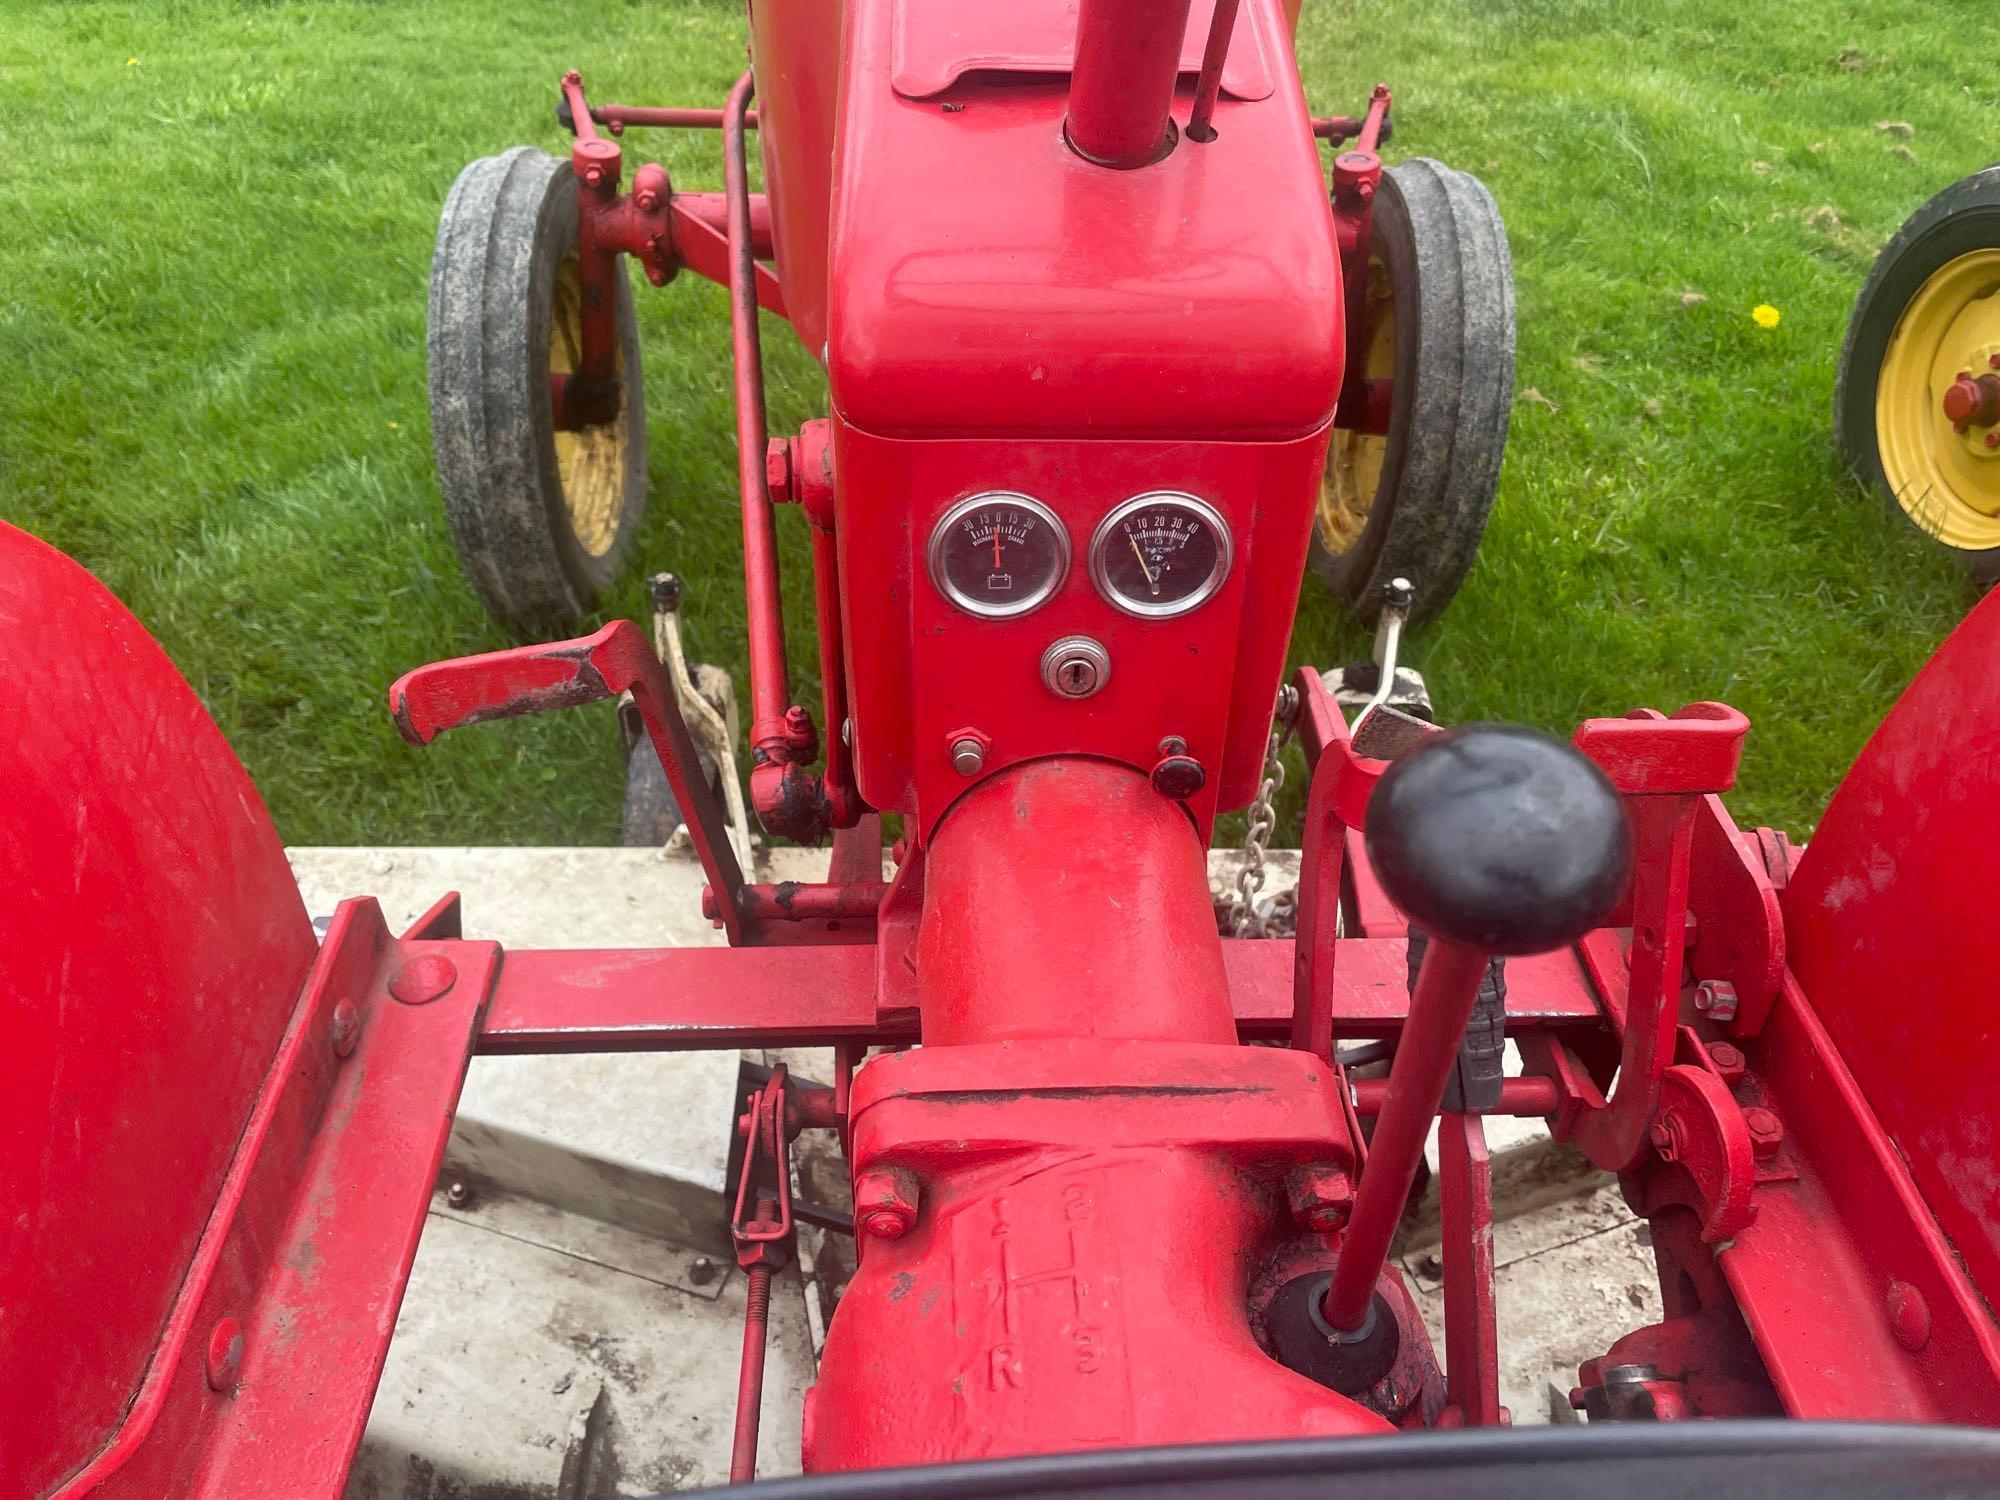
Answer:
[
  {"xmin": 387, "ymin": 421, "xmax": 400, "ymax": 430},
  {"xmin": 126, "ymin": 57, "xmax": 138, "ymax": 66},
  {"xmin": 1752, "ymin": 304, "xmax": 1781, "ymax": 329}
]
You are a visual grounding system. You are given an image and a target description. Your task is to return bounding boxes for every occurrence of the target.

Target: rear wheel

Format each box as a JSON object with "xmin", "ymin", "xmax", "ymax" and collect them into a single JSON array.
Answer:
[
  {"xmin": 1835, "ymin": 167, "xmax": 2000, "ymax": 582},
  {"xmin": 1311, "ymin": 159, "xmax": 1515, "ymax": 625},
  {"xmin": 429, "ymin": 147, "xmax": 649, "ymax": 635}
]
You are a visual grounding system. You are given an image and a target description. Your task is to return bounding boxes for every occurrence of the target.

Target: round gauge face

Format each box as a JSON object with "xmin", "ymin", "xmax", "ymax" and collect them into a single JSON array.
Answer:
[
  {"xmin": 1090, "ymin": 492, "xmax": 1233, "ymax": 618},
  {"xmin": 928, "ymin": 492, "xmax": 1070, "ymax": 618}
]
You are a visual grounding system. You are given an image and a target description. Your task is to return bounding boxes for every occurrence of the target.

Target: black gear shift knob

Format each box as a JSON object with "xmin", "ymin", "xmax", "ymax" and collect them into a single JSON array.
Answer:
[{"xmin": 1363, "ymin": 724, "xmax": 1632, "ymax": 955}]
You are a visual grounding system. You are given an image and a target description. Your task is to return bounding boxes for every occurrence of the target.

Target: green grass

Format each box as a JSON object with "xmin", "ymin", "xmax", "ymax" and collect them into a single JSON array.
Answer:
[{"xmin": 2, "ymin": 0, "xmax": 1989, "ymax": 844}]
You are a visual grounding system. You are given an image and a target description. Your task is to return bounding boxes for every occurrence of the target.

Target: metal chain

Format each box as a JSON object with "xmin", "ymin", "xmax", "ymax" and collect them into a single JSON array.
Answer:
[{"xmin": 1231, "ymin": 685, "xmax": 1299, "ymax": 937}]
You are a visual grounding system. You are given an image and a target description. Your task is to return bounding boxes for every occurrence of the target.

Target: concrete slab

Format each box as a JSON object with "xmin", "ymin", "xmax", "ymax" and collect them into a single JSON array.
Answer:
[{"xmin": 292, "ymin": 846, "xmax": 832, "ymax": 1495}]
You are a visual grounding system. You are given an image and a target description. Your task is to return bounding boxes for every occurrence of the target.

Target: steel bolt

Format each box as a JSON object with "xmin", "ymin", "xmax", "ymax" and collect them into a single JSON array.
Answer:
[
  {"xmin": 951, "ymin": 737, "xmax": 986, "ymax": 777},
  {"xmin": 1693, "ymin": 979, "xmax": 1738, "ymax": 1022},
  {"xmin": 854, "ymin": 1165, "xmax": 920, "ymax": 1240},
  {"xmin": 1649, "ymin": 1118, "xmax": 1679, "ymax": 1161},
  {"xmin": 1743, "ymin": 1106, "xmax": 1784, "ymax": 1159},
  {"xmin": 1708, "ymin": 1042, "xmax": 1747, "ymax": 1082},
  {"xmin": 765, "ymin": 439, "xmax": 793, "ymax": 502},
  {"xmin": 1286, "ymin": 1165, "xmax": 1354, "ymax": 1232},
  {"xmin": 445, "ymin": 1179, "xmax": 474, "ymax": 1210},
  {"xmin": 389, "ymin": 953, "xmax": 458, "ymax": 1006},
  {"xmin": 329, "ymin": 999, "xmax": 361, "ymax": 1059},
  {"xmin": 689, "ymin": 1255, "xmax": 720, "ymax": 1287},
  {"xmin": 205, "ymin": 1316, "xmax": 244, "ymax": 1392}
]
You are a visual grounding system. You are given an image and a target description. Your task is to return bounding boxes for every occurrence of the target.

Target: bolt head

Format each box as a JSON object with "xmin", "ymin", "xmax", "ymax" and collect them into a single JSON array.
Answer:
[
  {"xmin": 951, "ymin": 737, "xmax": 986, "ymax": 777},
  {"xmin": 1743, "ymin": 1106, "xmax": 1784, "ymax": 1159},
  {"xmin": 205, "ymin": 1316, "xmax": 244, "ymax": 1392},
  {"xmin": 853, "ymin": 1166, "xmax": 920, "ymax": 1239},
  {"xmin": 1708, "ymin": 1041, "xmax": 1746, "ymax": 1079},
  {"xmin": 329, "ymin": 999, "xmax": 360, "ymax": 1058},
  {"xmin": 689, "ymin": 1255, "xmax": 719, "ymax": 1286},
  {"xmin": 1886, "ymin": 1278, "xmax": 1931, "ymax": 1351},
  {"xmin": 445, "ymin": 1180, "xmax": 473, "ymax": 1210},
  {"xmin": 1649, "ymin": 1120, "xmax": 1677, "ymax": 1159},
  {"xmin": 1286, "ymin": 1165, "xmax": 1354, "ymax": 1231},
  {"xmin": 389, "ymin": 953, "xmax": 458, "ymax": 1006}
]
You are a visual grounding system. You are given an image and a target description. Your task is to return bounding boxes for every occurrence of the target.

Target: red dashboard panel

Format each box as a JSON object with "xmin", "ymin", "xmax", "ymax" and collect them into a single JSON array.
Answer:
[{"xmin": 834, "ymin": 425, "xmax": 1330, "ymax": 832}]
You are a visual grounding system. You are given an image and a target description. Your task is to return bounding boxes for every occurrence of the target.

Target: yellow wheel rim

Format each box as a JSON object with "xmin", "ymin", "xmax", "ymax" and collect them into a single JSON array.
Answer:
[
  {"xmin": 1318, "ymin": 256, "xmax": 1396, "ymax": 556},
  {"xmin": 1875, "ymin": 248, "xmax": 2000, "ymax": 551},
  {"xmin": 549, "ymin": 255, "xmax": 629, "ymax": 559}
]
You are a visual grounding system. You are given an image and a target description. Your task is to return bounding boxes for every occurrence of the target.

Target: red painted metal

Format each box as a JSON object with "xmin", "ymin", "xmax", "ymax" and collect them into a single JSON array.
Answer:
[
  {"xmin": 584, "ymin": 104, "xmax": 756, "ymax": 132},
  {"xmin": 916, "ymin": 761, "xmax": 1236, "ymax": 1046},
  {"xmin": 827, "ymin": 0, "xmax": 1339, "ymax": 442},
  {"xmin": 720, "ymin": 68, "xmax": 835, "ymax": 843},
  {"xmin": 1941, "ymin": 372, "xmax": 2000, "ymax": 428},
  {"xmin": 471, "ymin": 936, "xmax": 1604, "ymax": 1058},
  {"xmin": 387, "ymin": 619, "xmax": 754, "ymax": 943},
  {"xmin": 1782, "ymin": 586, "xmax": 2000, "ymax": 1317},
  {"xmin": 1066, "ymin": 0, "xmax": 1196, "ymax": 167},
  {"xmin": 3, "ymin": 524, "xmax": 319, "ymax": 1497},
  {"xmin": 1329, "ymin": 85, "xmax": 1390, "ymax": 431},
  {"xmin": 1350, "ymin": 1075, "xmax": 1559, "ymax": 1118},
  {"xmin": 747, "ymin": 0, "xmax": 842, "ymax": 359},
  {"xmin": 1185, "ymin": 0, "xmax": 1244, "ymax": 142},
  {"xmin": 1438, "ymin": 1114, "xmax": 1502, "ymax": 1427},
  {"xmin": 729, "ymin": 1071, "xmax": 797, "ymax": 1482},
  {"xmin": 1323, "ymin": 938, "xmax": 1491, "ymax": 1331},
  {"xmin": 30, "ymin": 0, "xmax": 2000, "ymax": 1480}
]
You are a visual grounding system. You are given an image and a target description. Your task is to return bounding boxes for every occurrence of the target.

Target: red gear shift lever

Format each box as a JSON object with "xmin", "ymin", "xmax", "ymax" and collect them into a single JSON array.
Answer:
[{"xmin": 1272, "ymin": 724, "xmax": 1631, "ymax": 1393}]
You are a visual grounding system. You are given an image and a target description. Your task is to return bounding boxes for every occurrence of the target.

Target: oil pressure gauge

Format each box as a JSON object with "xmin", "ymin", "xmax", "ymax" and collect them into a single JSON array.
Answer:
[
  {"xmin": 1089, "ymin": 492, "xmax": 1232, "ymax": 618},
  {"xmin": 928, "ymin": 492, "xmax": 1070, "ymax": 619}
]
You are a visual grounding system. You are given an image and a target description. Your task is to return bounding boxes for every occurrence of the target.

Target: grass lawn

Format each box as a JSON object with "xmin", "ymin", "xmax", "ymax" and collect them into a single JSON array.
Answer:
[{"xmin": 3, "ymin": 1, "xmax": 1990, "ymax": 846}]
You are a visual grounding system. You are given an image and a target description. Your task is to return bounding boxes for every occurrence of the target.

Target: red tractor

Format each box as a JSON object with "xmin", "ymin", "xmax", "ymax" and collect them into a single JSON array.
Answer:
[{"xmin": 12, "ymin": 3, "xmax": 2000, "ymax": 1496}]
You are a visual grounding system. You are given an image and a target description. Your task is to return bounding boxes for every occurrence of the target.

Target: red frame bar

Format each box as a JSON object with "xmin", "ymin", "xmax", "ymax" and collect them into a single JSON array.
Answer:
[{"xmin": 474, "ymin": 936, "xmax": 1605, "ymax": 1056}]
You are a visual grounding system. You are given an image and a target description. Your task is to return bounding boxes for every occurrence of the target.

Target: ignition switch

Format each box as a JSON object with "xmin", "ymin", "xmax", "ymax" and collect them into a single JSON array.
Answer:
[{"xmin": 1040, "ymin": 636, "xmax": 1111, "ymax": 699}]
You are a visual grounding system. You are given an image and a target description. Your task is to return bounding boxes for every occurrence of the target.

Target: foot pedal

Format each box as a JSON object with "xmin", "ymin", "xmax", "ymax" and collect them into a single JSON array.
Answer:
[{"xmin": 1322, "ymin": 662, "xmax": 1433, "ymax": 722}]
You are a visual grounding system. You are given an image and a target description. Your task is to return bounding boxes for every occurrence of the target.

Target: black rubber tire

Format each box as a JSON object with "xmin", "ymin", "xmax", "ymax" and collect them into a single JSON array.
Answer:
[
  {"xmin": 1834, "ymin": 165, "xmax": 2000, "ymax": 584},
  {"xmin": 620, "ymin": 739, "xmax": 721, "ymax": 848},
  {"xmin": 1310, "ymin": 159, "xmax": 1515, "ymax": 625},
  {"xmin": 620, "ymin": 740, "xmax": 685, "ymax": 848},
  {"xmin": 429, "ymin": 147, "xmax": 649, "ymax": 635}
]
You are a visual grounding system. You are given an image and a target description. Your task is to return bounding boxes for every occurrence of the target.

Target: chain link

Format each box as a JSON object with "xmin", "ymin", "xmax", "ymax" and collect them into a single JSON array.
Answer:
[{"xmin": 1230, "ymin": 685, "xmax": 1299, "ymax": 937}]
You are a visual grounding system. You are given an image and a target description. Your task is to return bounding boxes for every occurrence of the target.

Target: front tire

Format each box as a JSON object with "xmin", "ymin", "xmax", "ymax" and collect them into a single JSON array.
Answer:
[
  {"xmin": 1310, "ymin": 159, "xmax": 1515, "ymax": 625},
  {"xmin": 428, "ymin": 147, "xmax": 649, "ymax": 635},
  {"xmin": 1835, "ymin": 166, "xmax": 2000, "ymax": 582}
]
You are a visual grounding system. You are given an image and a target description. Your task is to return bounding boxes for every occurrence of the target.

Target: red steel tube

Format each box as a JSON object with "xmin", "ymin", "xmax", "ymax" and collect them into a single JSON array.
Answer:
[
  {"xmin": 1351, "ymin": 1074, "xmax": 1559, "ymax": 1118},
  {"xmin": 1323, "ymin": 938, "xmax": 1491, "ymax": 1332},
  {"xmin": 590, "ymin": 104, "xmax": 757, "ymax": 131},
  {"xmin": 723, "ymin": 72, "xmax": 793, "ymax": 753},
  {"xmin": 1065, "ymin": 0, "xmax": 1195, "ymax": 168},
  {"xmin": 1185, "ymin": 0, "xmax": 1242, "ymax": 142},
  {"xmin": 809, "ymin": 522, "xmax": 861, "ymax": 826}
]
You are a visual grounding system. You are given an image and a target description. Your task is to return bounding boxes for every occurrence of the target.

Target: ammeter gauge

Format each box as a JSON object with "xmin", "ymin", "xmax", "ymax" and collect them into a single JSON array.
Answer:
[{"xmin": 927, "ymin": 492, "xmax": 1070, "ymax": 619}]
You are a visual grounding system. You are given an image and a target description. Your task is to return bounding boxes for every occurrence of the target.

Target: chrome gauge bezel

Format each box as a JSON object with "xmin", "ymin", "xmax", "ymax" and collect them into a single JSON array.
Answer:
[
  {"xmin": 1088, "ymin": 491, "xmax": 1234, "ymax": 619},
  {"xmin": 926, "ymin": 491, "xmax": 1071, "ymax": 619}
]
